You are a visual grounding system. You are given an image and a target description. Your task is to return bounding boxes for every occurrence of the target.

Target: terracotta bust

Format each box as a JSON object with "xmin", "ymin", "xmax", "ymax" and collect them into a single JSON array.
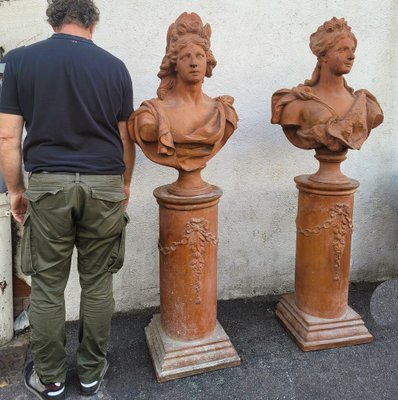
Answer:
[
  {"xmin": 271, "ymin": 17, "xmax": 383, "ymax": 152},
  {"xmin": 272, "ymin": 18, "xmax": 382, "ymax": 351},
  {"xmin": 128, "ymin": 12, "xmax": 238, "ymax": 193}
]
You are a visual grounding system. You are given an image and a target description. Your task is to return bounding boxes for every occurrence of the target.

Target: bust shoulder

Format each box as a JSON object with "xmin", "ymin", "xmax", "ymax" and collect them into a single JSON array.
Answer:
[{"xmin": 280, "ymin": 99, "xmax": 305, "ymax": 126}]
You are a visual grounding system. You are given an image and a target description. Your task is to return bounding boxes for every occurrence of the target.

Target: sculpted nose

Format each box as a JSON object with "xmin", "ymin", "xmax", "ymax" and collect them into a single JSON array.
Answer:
[{"xmin": 189, "ymin": 55, "xmax": 198, "ymax": 67}]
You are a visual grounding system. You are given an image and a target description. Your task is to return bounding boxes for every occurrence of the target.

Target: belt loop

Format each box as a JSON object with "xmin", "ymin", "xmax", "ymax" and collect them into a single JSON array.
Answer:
[
  {"xmin": 76, "ymin": 172, "xmax": 80, "ymax": 183},
  {"xmin": 28, "ymin": 172, "xmax": 32, "ymax": 179}
]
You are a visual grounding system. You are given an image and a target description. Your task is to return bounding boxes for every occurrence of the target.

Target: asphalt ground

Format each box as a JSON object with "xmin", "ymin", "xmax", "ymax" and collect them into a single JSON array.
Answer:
[{"xmin": 1, "ymin": 281, "xmax": 397, "ymax": 400}]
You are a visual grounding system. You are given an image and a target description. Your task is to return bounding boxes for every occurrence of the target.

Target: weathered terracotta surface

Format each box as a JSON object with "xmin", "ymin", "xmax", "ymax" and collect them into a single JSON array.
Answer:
[
  {"xmin": 145, "ymin": 314, "xmax": 240, "ymax": 382},
  {"xmin": 271, "ymin": 18, "xmax": 383, "ymax": 152},
  {"xmin": 155, "ymin": 186, "xmax": 221, "ymax": 341},
  {"xmin": 271, "ymin": 17, "xmax": 383, "ymax": 351},
  {"xmin": 128, "ymin": 12, "xmax": 240, "ymax": 379},
  {"xmin": 294, "ymin": 149, "xmax": 359, "ymax": 319},
  {"xmin": 128, "ymin": 12, "xmax": 238, "ymax": 196},
  {"xmin": 276, "ymin": 294, "xmax": 373, "ymax": 351}
]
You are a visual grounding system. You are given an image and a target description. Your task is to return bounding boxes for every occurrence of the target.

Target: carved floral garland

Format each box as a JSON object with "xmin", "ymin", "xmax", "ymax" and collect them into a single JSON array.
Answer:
[
  {"xmin": 159, "ymin": 218, "xmax": 218, "ymax": 303},
  {"xmin": 296, "ymin": 204, "xmax": 353, "ymax": 280}
]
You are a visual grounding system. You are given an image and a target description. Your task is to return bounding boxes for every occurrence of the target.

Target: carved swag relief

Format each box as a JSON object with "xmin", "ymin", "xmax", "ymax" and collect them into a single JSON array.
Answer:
[
  {"xmin": 296, "ymin": 204, "xmax": 353, "ymax": 280},
  {"xmin": 159, "ymin": 218, "xmax": 218, "ymax": 303}
]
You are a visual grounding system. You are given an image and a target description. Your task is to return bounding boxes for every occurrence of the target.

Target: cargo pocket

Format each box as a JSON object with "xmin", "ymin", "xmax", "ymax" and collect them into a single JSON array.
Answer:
[
  {"xmin": 24, "ymin": 186, "xmax": 64, "ymax": 209},
  {"xmin": 107, "ymin": 212, "xmax": 130, "ymax": 273},
  {"xmin": 20, "ymin": 213, "xmax": 36, "ymax": 275},
  {"xmin": 91, "ymin": 188, "xmax": 126, "ymax": 204}
]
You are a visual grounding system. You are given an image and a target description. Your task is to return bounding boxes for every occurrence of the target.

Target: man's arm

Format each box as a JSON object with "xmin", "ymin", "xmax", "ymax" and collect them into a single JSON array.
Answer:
[
  {"xmin": 0, "ymin": 112, "xmax": 26, "ymax": 223},
  {"xmin": 118, "ymin": 120, "xmax": 135, "ymax": 209}
]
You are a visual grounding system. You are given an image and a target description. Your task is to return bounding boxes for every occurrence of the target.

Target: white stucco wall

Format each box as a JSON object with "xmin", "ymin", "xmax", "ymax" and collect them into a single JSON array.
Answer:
[{"xmin": 1, "ymin": 0, "xmax": 397, "ymax": 320}]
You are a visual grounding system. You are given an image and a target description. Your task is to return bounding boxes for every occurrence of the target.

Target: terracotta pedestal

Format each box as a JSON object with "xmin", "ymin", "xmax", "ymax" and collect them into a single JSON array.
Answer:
[
  {"xmin": 145, "ymin": 180, "xmax": 240, "ymax": 382},
  {"xmin": 276, "ymin": 149, "xmax": 373, "ymax": 351}
]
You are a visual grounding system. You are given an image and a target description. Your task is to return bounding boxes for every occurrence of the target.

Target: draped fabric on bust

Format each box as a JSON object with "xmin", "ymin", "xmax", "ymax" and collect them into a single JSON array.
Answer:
[
  {"xmin": 271, "ymin": 85, "xmax": 383, "ymax": 152},
  {"xmin": 131, "ymin": 96, "xmax": 238, "ymax": 171}
]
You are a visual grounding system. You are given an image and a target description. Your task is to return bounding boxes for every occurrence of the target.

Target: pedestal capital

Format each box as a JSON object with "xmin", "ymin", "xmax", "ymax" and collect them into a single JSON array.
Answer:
[
  {"xmin": 295, "ymin": 174, "xmax": 359, "ymax": 196},
  {"xmin": 154, "ymin": 185, "xmax": 222, "ymax": 211}
]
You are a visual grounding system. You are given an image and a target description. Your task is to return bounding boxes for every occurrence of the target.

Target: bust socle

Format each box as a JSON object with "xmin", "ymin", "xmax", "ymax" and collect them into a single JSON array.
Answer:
[
  {"xmin": 128, "ymin": 12, "xmax": 238, "ymax": 194},
  {"xmin": 271, "ymin": 17, "xmax": 383, "ymax": 153}
]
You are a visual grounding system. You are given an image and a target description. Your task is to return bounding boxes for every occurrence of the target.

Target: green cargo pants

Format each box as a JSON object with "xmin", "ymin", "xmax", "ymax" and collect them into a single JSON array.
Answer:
[{"xmin": 21, "ymin": 172, "xmax": 128, "ymax": 384}]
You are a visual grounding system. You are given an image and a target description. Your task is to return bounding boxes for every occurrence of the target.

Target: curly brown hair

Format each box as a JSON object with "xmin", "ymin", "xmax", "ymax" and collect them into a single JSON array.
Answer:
[{"xmin": 46, "ymin": 0, "xmax": 99, "ymax": 29}]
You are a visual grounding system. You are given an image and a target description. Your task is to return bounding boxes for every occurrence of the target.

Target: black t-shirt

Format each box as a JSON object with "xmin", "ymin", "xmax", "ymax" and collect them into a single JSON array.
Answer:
[{"xmin": 0, "ymin": 33, "xmax": 133, "ymax": 174}]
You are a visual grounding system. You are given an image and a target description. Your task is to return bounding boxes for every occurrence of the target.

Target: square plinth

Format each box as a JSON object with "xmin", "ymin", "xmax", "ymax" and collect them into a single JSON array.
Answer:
[
  {"xmin": 276, "ymin": 293, "xmax": 373, "ymax": 351},
  {"xmin": 145, "ymin": 314, "xmax": 241, "ymax": 382}
]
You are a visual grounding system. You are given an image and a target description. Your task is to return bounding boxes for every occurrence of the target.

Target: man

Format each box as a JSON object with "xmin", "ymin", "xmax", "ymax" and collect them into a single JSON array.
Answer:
[{"xmin": 0, "ymin": 1, "xmax": 135, "ymax": 398}]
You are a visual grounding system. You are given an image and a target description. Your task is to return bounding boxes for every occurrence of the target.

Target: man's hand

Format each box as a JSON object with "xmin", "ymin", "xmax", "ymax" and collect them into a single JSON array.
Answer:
[
  {"xmin": 119, "ymin": 120, "xmax": 135, "ymax": 211},
  {"xmin": 9, "ymin": 191, "xmax": 27, "ymax": 224},
  {"xmin": 123, "ymin": 185, "xmax": 130, "ymax": 210}
]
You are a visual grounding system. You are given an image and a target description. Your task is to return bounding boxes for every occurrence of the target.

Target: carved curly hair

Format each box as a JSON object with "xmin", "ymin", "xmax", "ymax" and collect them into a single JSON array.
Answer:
[
  {"xmin": 157, "ymin": 12, "xmax": 217, "ymax": 100},
  {"xmin": 310, "ymin": 17, "xmax": 356, "ymax": 58},
  {"xmin": 46, "ymin": 0, "xmax": 99, "ymax": 29},
  {"xmin": 305, "ymin": 17, "xmax": 357, "ymax": 86}
]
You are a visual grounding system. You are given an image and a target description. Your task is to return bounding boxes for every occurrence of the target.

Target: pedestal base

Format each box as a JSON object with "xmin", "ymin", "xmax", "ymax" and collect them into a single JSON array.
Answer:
[
  {"xmin": 145, "ymin": 314, "xmax": 241, "ymax": 382},
  {"xmin": 276, "ymin": 294, "xmax": 373, "ymax": 351}
]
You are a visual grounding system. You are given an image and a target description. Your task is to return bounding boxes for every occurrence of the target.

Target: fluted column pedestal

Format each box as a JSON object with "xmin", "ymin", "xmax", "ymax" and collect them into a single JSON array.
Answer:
[
  {"xmin": 145, "ymin": 184, "xmax": 240, "ymax": 382},
  {"xmin": 276, "ymin": 149, "xmax": 373, "ymax": 351}
]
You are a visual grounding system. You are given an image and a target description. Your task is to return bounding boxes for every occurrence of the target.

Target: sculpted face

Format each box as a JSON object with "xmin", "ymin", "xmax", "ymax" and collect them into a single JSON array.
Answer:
[
  {"xmin": 175, "ymin": 42, "xmax": 207, "ymax": 84},
  {"xmin": 323, "ymin": 36, "xmax": 356, "ymax": 76}
]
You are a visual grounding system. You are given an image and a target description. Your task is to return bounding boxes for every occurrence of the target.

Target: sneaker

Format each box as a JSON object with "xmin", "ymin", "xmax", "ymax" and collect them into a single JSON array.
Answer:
[
  {"xmin": 24, "ymin": 361, "xmax": 65, "ymax": 400},
  {"xmin": 79, "ymin": 359, "xmax": 109, "ymax": 396}
]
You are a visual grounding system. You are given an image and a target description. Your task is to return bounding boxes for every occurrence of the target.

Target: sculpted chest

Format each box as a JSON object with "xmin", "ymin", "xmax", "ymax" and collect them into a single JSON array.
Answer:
[
  {"xmin": 161, "ymin": 100, "xmax": 218, "ymax": 138},
  {"xmin": 299, "ymin": 95, "xmax": 355, "ymax": 129}
]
